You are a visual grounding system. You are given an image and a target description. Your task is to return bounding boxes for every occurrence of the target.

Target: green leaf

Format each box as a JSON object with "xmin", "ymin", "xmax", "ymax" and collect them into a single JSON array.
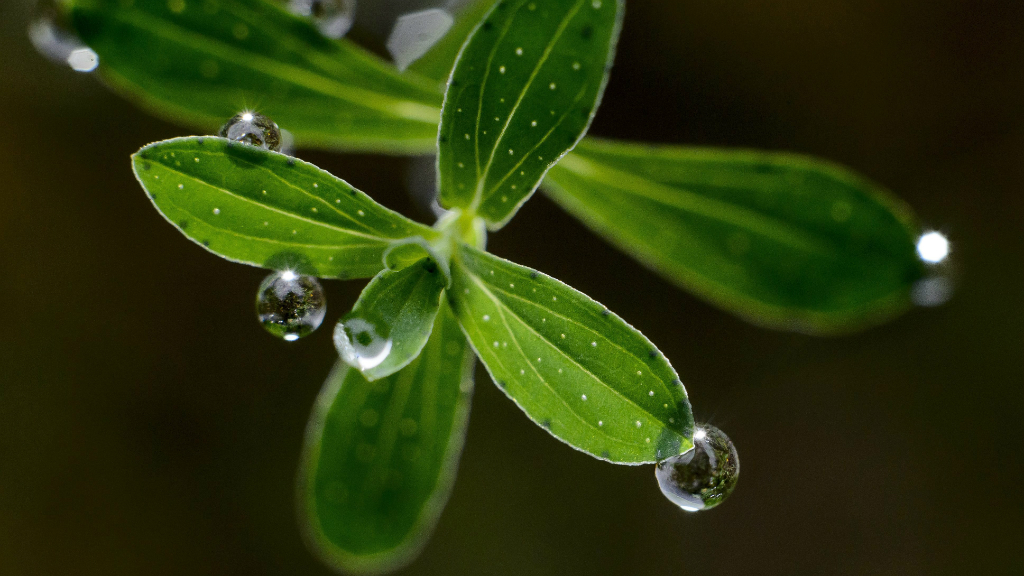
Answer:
[
  {"xmin": 449, "ymin": 244, "xmax": 694, "ymax": 464},
  {"xmin": 299, "ymin": 304, "xmax": 474, "ymax": 574},
  {"xmin": 132, "ymin": 137, "xmax": 439, "ymax": 279},
  {"xmin": 68, "ymin": 0, "xmax": 443, "ymax": 153},
  {"xmin": 437, "ymin": 0, "xmax": 623, "ymax": 228},
  {"xmin": 336, "ymin": 257, "xmax": 448, "ymax": 381},
  {"xmin": 544, "ymin": 138, "xmax": 928, "ymax": 333},
  {"xmin": 406, "ymin": 0, "xmax": 498, "ymax": 82}
]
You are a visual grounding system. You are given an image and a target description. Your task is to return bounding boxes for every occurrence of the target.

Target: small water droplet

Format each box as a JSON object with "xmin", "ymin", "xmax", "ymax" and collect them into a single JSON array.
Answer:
[
  {"xmin": 656, "ymin": 424, "xmax": 739, "ymax": 512},
  {"xmin": 219, "ymin": 111, "xmax": 282, "ymax": 151},
  {"xmin": 288, "ymin": 0, "xmax": 356, "ymax": 38},
  {"xmin": 386, "ymin": 8, "xmax": 453, "ymax": 70},
  {"xmin": 916, "ymin": 231, "xmax": 950, "ymax": 264},
  {"xmin": 256, "ymin": 271, "xmax": 326, "ymax": 341},
  {"xmin": 29, "ymin": 0, "xmax": 99, "ymax": 73},
  {"xmin": 581, "ymin": 394, "xmax": 587, "ymax": 401},
  {"xmin": 515, "ymin": 47, "xmax": 523, "ymax": 56},
  {"xmin": 334, "ymin": 317, "xmax": 393, "ymax": 372}
]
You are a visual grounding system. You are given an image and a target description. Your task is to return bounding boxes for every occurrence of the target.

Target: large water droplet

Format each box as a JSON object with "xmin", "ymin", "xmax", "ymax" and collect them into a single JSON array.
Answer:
[
  {"xmin": 256, "ymin": 271, "xmax": 326, "ymax": 341},
  {"xmin": 287, "ymin": 0, "xmax": 356, "ymax": 39},
  {"xmin": 334, "ymin": 317, "xmax": 393, "ymax": 371},
  {"xmin": 655, "ymin": 424, "xmax": 739, "ymax": 512},
  {"xmin": 219, "ymin": 111, "xmax": 282, "ymax": 151},
  {"xmin": 28, "ymin": 0, "xmax": 99, "ymax": 73}
]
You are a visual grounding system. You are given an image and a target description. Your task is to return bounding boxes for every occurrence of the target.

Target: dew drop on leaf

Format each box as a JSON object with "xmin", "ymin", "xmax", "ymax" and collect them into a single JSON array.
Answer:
[
  {"xmin": 256, "ymin": 271, "xmax": 326, "ymax": 341},
  {"xmin": 334, "ymin": 318, "xmax": 393, "ymax": 372},
  {"xmin": 219, "ymin": 111, "xmax": 282, "ymax": 151},
  {"xmin": 287, "ymin": 0, "xmax": 356, "ymax": 39},
  {"xmin": 655, "ymin": 424, "xmax": 739, "ymax": 512}
]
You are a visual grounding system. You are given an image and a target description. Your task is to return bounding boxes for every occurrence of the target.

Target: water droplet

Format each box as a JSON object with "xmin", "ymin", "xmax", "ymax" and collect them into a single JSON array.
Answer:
[
  {"xmin": 656, "ymin": 424, "xmax": 739, "ymax": 512},
  {"xmin": 334, "ymin": 318, "xmax": 393, "ymax": 371},
  {"xmin": 288, "ymin": 0, "xmax": 356, "ymax": 39},
  {"xmin": 219, "ymin": 111, "xmax": 282, "ymax": 151},
  {"xmin": 29, "ymin": 0, "xmax": 99, "ymax": 73},
  {"xmin": 256, "ymin": 271, "xmax": 326, "ymax": 341},
  {"xmin": 916, "ymin": 231, "xmax": 950, "ymax": 264},
  {"xmin": 386, "ymin": 8, "xmax": 454, "ymax": 70}
]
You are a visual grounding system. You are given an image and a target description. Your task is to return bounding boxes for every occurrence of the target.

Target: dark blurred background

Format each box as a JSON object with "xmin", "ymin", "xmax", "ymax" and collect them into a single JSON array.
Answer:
[{"xmin": 1, "ymin": 0, "xmax": 1021, "ymax": 574}]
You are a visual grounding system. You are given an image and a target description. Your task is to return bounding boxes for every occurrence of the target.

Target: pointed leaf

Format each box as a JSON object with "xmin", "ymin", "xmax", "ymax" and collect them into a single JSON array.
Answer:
[
  {"xmin": 437, "ymin": 0, "xmax": 623, "ymax": 228},
  {"xmin": 299, "ymin": 304, "xmax": 475, "ymax": 574},
  {"xmin": 68, "ymin": 0, "xmax": 442, "ymax": 153},
  {"xmin": 544, "ymin": 139, "xmax": 929, "ymax": 333},
  {"xmin": 132, "ymin": 137, "xmax": 439, "ymax": 278},
  {"xmin": 336, "ymin": 257, "xmax": 448, "ymax": 381},
  {"xmin": 449, "ymin": 244, "xmax": 694, "ymax": 464}
]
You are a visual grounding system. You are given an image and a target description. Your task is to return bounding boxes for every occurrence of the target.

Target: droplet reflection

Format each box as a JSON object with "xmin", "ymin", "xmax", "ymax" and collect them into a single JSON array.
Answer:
[
  {"xmin": 334, "ymin": 318, "xmax": 393, "ymax": 372},
  {"xmin": 256, "ymin": 271, "xmax": 326, "ymax": 341},
  {"xmin": 655, "ymin": 424, "xmax": 739, "ymax": 512}
]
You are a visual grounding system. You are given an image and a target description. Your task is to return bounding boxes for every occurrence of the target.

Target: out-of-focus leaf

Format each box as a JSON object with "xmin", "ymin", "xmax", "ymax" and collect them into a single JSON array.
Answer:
[
  {"xmin": 68, "ymin": 0, "xmax": 443, "ymax": 153},
  {"xmin": 449, "ymin": 244, "xmax": 694, "ymax": 464},
  {"xmin": 544, "ymin": 138, "xmax": 928, "ymax": 333},
  {"xmin": 132, "ymin": 137, "xmax": 438, "ymax": 278},
  {"xmin": 299, "ymin": 305, "xmax": 474, "ymax": 574},
  {"xmin": 437, "ymin": 0, "xmax": 623, "ymax": 228}
]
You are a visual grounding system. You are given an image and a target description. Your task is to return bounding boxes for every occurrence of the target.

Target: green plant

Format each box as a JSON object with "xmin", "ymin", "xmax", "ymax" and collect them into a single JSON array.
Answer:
[{"xmin": 47, "ymin": 0, "xmax": 947, "ymax": 572}]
